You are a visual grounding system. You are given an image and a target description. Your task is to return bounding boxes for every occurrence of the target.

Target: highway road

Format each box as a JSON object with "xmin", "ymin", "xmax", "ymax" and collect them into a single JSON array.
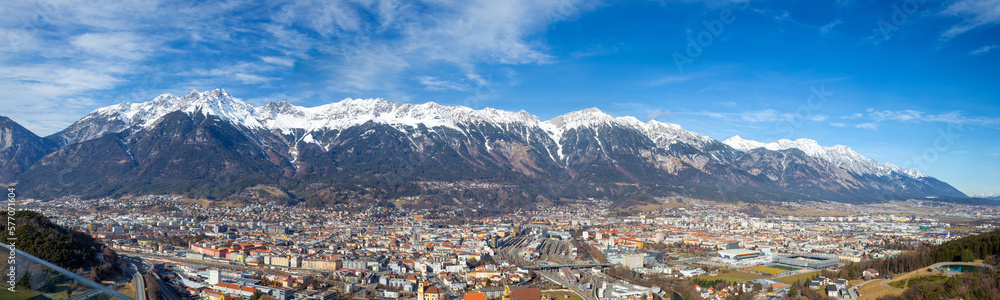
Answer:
[
  {"xmin": 120, "ymin": 257, "xmax": 147, "ymax": 300},
  {"xmin": 124, "ymin": 254, "xmax": 182, "ymax": 300}
]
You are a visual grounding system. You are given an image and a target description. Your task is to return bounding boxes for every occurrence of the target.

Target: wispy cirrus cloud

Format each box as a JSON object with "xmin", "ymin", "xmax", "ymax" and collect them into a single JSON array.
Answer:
[
  {"xmin": 648, "ymin": 71, "xmax": 711, "ymax": 86},
  {"xmin": 0, "ymin": 0, "xmax": 603, "ymax": 134},
  {"xmin": 417, "ymin": 76, "xmax": 470, "ymax": 91},
  {"xmin": 970, "ymin": 44, "xmax": 998, "ymax": 55},
  {"xmin": 856, "ymin": 123, "xmax": 878, "ymax": 130},
  {"xmin": 675, "ymin": 109, "xmax": 829, "ymax": 124},
  {"xmin": 939, "ymin": 0, "xmax": 1000, "ymax": 40},
  {"xmin": 264, "ymin": 0, "xmax": 603, "ymax": 95},
  {"xmin": 820, "ymin": 19, "xmax": 842, "ymax": 35},
  {"xmin": 849, "ymin": 108, "xmax": 1000, "ymax": 127}
]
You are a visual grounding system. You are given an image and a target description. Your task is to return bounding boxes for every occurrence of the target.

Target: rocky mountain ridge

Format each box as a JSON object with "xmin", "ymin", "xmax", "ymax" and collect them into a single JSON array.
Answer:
[{"xmin": 0, "ymin": 89, "xmax": 966, "ymax": 207}]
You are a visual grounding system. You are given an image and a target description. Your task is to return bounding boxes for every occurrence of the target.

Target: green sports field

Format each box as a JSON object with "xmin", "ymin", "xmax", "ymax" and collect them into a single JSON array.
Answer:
[
  {"xmin": 749, "ymin": 266, "xmax": 788, "ymax": 275},
  {"xmin": 768, "ymin": 264, "xmax": 801, "ymax": 271},
  {"xmin": 696, "ymin": 271, "xmax": 767, "ymax": 283}
]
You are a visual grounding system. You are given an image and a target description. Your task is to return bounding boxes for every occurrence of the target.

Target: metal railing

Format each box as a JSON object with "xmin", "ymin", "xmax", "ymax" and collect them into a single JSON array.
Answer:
[{"xmin": 1, "ymin": 243, "xmax": 134, "ymax": 300}]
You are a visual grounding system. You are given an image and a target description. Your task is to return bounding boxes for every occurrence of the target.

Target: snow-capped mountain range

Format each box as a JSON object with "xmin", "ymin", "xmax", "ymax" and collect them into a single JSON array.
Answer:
[
  {"xmin": 2, "ymin": 89, "xmax": 966, "ymax": 205},
  {"xmin": 723, "ymin": 136, "xmax": 926, "ymax": 179}
]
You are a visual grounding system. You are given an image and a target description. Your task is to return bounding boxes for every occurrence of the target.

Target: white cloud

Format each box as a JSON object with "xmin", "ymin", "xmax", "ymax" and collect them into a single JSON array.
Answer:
[
  {"xmin": 970, "ymin": 44, "xmax": 998, "ymax": 55},
  {"xmin": 646, "ymin": 109, "xmax": 672, "ymax": 122},
  {"xmin": 856, "ymin": 123, "xmax": 878, "ymax": 130},
  {"xmin": 417, "ymin": 76, "xmax": 469, "ymax": 91},
  {"xmin": 235, "ymin": 73, "xmax": 273, "ymax": 84},
  {"xmin": 261, "ymin": 56, "xmax": 296, "ymax": 67},
  {"xmin": 0, "ymin": 65, "xmax": 123, "ymax": 133},
  {"xmin": 940, "ymin": 0, "xmax": 1000, "ymax": 40},
  {"xmin": 264, "ymin": 0, "xmax": 602, "ymax": 94},
  {"xmin": 649, "ymin": 71, "xmax": 709, "ymax": 86},
  {"xmin": 860, "ymin": 109, "xmax": 1000, "ymax": 127},
  {"xmin": 0, "ymin": 0, "xmax": 605, "ymax": 131},
  {"xmin": 0, "ymin": 0, "xmax": 598, "ymax": 134},
  {"xmin": 868, "ymin": 108, "xmax": 925, "ymax": 122},
  {"xmin": 71, "ymin": 32, "xmax": 152, "ymax": 60},
  {"xmin": 829, "ymin": 122, "xmax": 846, "ymax": 127},
  {"xmin": 0, "ymin": 0, "xmax": 172, "ymax": 134},
  {"xmin": 678, "ymin": 109, "xmax": 832, "ymax": 125},
  {"xmin": 609, "ymin": 102, "xmax": 673, "ymax": 122},
  {"xmin": 244, "ymin": 91, "xmax": 317, "ymax": 106},
  {"xmin": 820, "ymin": 20, "xmax": 842, "ymax": 35},
  {"xmin": 739, "ymin": 109, "xmax": 783, "ymax": 122}
]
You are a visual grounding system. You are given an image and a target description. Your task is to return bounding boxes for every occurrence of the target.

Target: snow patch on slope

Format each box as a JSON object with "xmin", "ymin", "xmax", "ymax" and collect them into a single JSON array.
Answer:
[{"xmin": 723, "ymin": 135, "xmax": 927, "ymax": 178}]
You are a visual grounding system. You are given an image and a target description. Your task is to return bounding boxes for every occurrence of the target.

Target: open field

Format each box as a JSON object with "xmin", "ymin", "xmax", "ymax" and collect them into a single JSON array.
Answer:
[
  {"xmin": 888, "ymin": 275, "xmax": 948, "ymax": 289},
  {"xmin": 117, "ymin": 281, "xmax": 136, "ymax": 298},
  {"xmin": 749, "ymin": 266, "xmax": 788, "ymax": 275},
  {"xmin": 697, "ymin": 271, "xmax": 766, "ymax": 283},
  {"xmin": 544, "ymin": 290, "xmax": 585, "ymax": 300},
  {"xmin": 4, "ymin": 290, "xmax": 41, "ymax": 300},
  {"xmin": 774, "ymin": 271, "xmax": 820, "ymax": 284},
  {"xmin": 889, "ymin": 265, "xmax": 946, "ymax": 282},
  {"xmin": 858, "ymin": 280, "xmax": 903, "ymax": 300},
  {"xmin": 858, "ymin": 264, "xmax": 951, "ymax": 299},
  {"xmin": 45, "ymin": 281, "xmax": 92, "ymax": 299},
  {"xmin": 883, "ymin": 266, "xmax": 951, "ymax": 287}
]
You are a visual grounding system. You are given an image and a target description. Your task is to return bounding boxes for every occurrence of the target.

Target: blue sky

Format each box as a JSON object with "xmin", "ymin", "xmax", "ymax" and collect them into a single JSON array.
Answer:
[{"xmin": 0, "ymin": 0, "xmax": 998, "ymax": 195}]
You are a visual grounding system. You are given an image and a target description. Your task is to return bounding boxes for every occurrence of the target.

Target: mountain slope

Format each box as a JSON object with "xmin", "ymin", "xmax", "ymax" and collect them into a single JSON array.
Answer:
[
  {"xmin": 19, "ymin": 111, "xmax": 284, "ymax": 199},
  {"xmin": 13, "ymin": 90, "xmax": 968, "ymax": 205},
  {"xmin": 0, "ymin": 116, "xmax": 60, "ymax": 183}
]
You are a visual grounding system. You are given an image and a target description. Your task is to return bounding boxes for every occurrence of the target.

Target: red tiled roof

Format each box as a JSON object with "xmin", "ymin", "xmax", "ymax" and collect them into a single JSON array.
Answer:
[{"xmin": 464, "ymin": 292, "xmax": 488, "ymax": 300}]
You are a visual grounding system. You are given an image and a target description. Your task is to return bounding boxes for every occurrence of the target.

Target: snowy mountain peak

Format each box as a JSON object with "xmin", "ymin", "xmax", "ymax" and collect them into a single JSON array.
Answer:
[
  {"xmin": 111, "ymin": 89, "xmax": 262, "ymax": 130},
  {"xmin": 642, "ymin": 120, "xmax": 716, "ymax": 149},
  {"xmin": 768, "ymin": 138, "xmax": 825, "ymax": 156},
  {"xmin": 723, "ymin": 135, "xmax": 926, "ymax": 178},
  {"xmin": 545, "ymin": 108, "xmax": 613, "ymax": 129},
  {"xmin": 724, "ymin": 136, "xmax": 826, "ymax": 154},
  {"xmin": 723, "ymin": 135, "xmax": 766, "ymax": 151},
  {"xmin": 543, "ymin": 107, "xmax": 647, "ymax": 131},
  {"xmin": 55, "ymin": 89, "xmax": 265, "ymax": 145},
  {"xmin": 257, "ymin": 97, "xmax": 544, "ymax": 136}
]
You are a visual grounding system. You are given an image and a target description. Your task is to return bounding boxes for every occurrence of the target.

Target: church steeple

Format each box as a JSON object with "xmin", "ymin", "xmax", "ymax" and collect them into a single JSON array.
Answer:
[{"xmin": 502, "ymin": 284, "xmax": 511, "ymax": 300}]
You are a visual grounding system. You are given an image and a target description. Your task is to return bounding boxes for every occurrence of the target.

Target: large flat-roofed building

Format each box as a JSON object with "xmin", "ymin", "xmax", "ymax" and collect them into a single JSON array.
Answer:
[
  {"xmin": 776, "ymin": 254, "xmax": 839, "ymax": 269},
  {"xmin": 718, "ymin": 249, "xmax": 761, "ymax": 260}
]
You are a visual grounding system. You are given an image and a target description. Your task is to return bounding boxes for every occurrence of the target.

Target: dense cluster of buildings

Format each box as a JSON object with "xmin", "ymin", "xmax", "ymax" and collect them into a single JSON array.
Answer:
[{"xmin": 17, "ymin": 195, "xmax": 1000, "ymax": 300}]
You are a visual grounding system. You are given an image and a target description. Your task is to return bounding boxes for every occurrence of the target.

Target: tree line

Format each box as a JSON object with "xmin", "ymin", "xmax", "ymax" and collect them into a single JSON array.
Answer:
[{"xmin": 839, "ymin": 229, "xmax": 1000, "ymax": 279}]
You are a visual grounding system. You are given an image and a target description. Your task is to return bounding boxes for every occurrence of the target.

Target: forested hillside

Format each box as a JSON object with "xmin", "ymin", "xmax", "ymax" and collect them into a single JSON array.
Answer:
[
  {"xmin": 828, "ymin": 229, "xmax": 1000, "ymax": 300},
  {"xmin": 10, "ymin": 210, "xmax": 102, "ymax": 270}
]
